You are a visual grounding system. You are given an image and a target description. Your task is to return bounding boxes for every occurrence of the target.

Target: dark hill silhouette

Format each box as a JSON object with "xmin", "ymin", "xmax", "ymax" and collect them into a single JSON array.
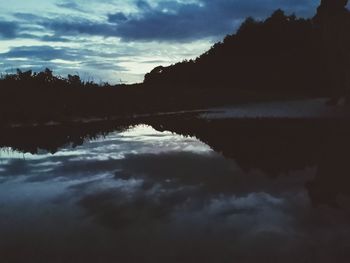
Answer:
[{"xmin": 144, "ymin": 2, "xmax": 350, "ymax": 99}]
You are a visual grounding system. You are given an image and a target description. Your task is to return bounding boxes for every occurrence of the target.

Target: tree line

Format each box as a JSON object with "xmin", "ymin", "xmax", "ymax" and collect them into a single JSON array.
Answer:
[{"xmin": 144, "ymin": 5, "xmax": 350, "ymax": 99}]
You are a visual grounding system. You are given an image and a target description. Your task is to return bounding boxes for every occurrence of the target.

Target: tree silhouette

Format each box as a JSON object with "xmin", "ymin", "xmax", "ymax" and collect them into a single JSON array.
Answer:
[
  {"xmin": 313, "ymin": 0, "xmax": 350, "ymax": 102},
  {"xmin": 144, "ymin": 1, "xmax": 350, "ymax": 100},
  {"xmin": 35, "ymin": 68, "xmax": 54, "ymax": 84},
  {"xmin": 68, "ymin": 74, "xmax": 81, "ymax": 87}
]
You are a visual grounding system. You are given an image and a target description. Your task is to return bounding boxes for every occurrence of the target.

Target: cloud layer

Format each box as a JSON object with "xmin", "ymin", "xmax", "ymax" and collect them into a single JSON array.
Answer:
[{"xmin": 0, "ymin": 0, "xmax": 326, "ymax": 83}]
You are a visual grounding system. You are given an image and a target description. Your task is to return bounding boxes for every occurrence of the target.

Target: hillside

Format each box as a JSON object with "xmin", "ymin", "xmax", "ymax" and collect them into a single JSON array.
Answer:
[{"xmin": 144, "ymin": 5, "xmax": 350, "ymax": 98}]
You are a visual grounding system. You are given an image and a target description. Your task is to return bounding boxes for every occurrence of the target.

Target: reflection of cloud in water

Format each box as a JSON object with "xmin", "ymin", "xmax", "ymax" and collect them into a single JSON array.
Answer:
[
  {"xmin": 0, "ymin": 125, "xmax": 212, "ymax": 179},
  {"xmin": 1, "ymin": 125, "xmax": 350, "ymax": 262}
]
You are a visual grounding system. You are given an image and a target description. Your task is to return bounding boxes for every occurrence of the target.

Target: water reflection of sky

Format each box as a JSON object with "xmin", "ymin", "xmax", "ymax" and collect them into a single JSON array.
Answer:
[{"xmin": 1, "ymin": 125, "xmax": 350, "ymax": 263}]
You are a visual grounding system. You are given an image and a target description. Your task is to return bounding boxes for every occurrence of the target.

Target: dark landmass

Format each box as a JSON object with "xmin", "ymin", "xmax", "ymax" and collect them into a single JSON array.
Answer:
[
  {"xmin": 0, "ymin": 68, "xmax": 293, "ymax": 126},
  {"xmin": 144, "ymin": 1, "xmax": 350, "ymax": 96},
  {"xmin": 1, "ymin": 1, "xmax": 349, "ymax": 125}
]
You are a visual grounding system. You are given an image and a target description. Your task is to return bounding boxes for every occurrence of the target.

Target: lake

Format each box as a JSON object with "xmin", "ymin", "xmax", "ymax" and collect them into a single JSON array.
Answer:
[{"xmin": 1, "ymin": 121, "xmax": 350, "ymax": 263}]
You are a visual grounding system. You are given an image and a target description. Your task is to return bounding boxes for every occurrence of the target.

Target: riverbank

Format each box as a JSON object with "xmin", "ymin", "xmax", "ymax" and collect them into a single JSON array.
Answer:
[{"xmin": 0, "ymin": 79, "xmax": 323, "ymax": 127}]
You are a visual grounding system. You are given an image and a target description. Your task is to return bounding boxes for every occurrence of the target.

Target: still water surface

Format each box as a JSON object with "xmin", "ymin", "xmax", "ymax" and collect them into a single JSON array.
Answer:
[{"xmin": 1, "ymin": 125, "xmax": 350, "ymax": 262}]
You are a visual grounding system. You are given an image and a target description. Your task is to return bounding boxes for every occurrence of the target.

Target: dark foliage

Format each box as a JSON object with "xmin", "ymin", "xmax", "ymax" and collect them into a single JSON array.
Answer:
[
  {"xmin": 0, "ymin": 68, "xmax": 194, "ymax": 125},
  {"xmin": 144, "ymin": 4, "xmax": 350, "ymax": 99},
  {"xmin": 1, "ymin": 67, "xmax": 290, "ymax": 126},
  {"xmin": 0, "ymin": 68, "xmax": 128, "ymax": 124}
]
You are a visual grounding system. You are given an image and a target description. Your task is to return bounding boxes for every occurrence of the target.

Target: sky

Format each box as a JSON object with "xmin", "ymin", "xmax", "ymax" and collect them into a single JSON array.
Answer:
[{"xmin": 0, "ymin": 0, "xmax": 322, "ymax": 84}]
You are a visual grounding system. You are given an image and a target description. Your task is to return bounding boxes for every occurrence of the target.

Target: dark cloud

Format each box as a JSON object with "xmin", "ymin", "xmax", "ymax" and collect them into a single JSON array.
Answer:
[
  {"xmin": 12, "ymin": 12, "xmax": 42, "ymax": 21},
  {"xmin": 108, "ymin": 12, "xmax": 128, "ymax": 23},
  {"xmin": 77, "ymin": 184, "xmax": 193, "ymax": 230},
  {"xmin": 9, "ymin": 0, "xmax": 322, "ymax": 42},
  {"xmin": 11, "ymin": 12, "xmax": 116, "ymax": 40},
  {"xmin": 140, "ymin": 59, "xmax": 173, "ymax": 64},
  {"xmin": 56, "ymin": 1, "xmax": 84, "ymax": 11},
  {"xmin": 39, "ymin": 35, "xmax": 70, "ymax": 42},
  {"xmin": 0, "ymin": 45, "xmax": 80, "ymax": 61},
  {"xmin": 0, "ymin": 19, "xmax": 69, "ymax": 42},
  {"xmin": 80, "ymin": 60, "xmax": 127, "ymax": 71},
  {"xmin": 1, "ymin": 15, "xmax": 71, "ymax": 42},
  {"xmin": 0, "ymin": 21, "xmax": 19, "ymax": 39},
  {"xmin": 117, "ymin": 152, "xmax": 241, "ymax": 193},
  {"xmin": 0, "ymin": 159, "xmax": 30, "ymax": 176},
  {"xmin": 40, "ymin": 18, "xmax": 117, "ymax": 37},
  {"xmin": 0, "ymin": 44, "xmax": 128, "ymax": 63},
  {"xmin": 107, "ymin": 0, "xmax": 320, "ymax": 41}
]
